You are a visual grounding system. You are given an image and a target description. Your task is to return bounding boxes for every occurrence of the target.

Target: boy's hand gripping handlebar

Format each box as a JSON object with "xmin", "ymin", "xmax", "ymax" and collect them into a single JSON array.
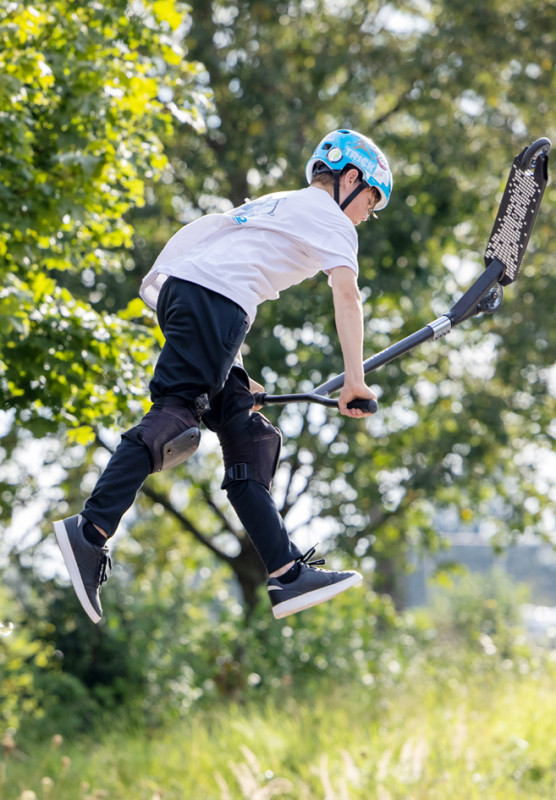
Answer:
[{"xmin": 252, "ymin": 392, "xmax": 378, "ymax": 414}]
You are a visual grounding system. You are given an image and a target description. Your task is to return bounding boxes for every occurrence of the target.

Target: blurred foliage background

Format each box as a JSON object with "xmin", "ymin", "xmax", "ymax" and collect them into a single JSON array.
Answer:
[{"xmin": 0, "ymin": 0, "xmax": 555, "ymax": 741}]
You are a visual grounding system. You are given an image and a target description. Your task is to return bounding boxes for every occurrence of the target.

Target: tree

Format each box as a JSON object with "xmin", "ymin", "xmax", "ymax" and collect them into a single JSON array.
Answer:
[
  {"xmin": 1, "ymin": 0, "xmax": 555, "ymax": 617},
  {"xmin": 0, "ymin": 0, "xmax": 210, "ymax": 439}
]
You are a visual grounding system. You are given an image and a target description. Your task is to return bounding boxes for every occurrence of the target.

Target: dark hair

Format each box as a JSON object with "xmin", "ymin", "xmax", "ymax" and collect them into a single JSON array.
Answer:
[
  {"xmin": 310, "ymin": 163, "xmax": 363, "ymax": 184},
  {"xmin": 310, "ymin": 165, "xmax": 380, "ymax": 204}
]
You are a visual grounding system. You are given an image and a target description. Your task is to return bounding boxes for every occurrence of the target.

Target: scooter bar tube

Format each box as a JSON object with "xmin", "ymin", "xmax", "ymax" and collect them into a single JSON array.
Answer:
[{"xmin": 253, "ymin": 393, "xmax": 378, "ymax": 414}]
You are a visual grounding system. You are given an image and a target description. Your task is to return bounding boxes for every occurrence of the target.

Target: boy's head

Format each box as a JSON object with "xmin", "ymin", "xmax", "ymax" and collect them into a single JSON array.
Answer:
[{"xmin": 306, "ymin": 129, "xmax": 393, "ymax": 218}]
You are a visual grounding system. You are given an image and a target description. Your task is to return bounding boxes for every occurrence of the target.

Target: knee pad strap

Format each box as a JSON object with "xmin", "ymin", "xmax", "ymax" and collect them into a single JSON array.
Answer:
[{"xmin": 219, "ymin": 411, "xmax": 282, "ymax": 490}]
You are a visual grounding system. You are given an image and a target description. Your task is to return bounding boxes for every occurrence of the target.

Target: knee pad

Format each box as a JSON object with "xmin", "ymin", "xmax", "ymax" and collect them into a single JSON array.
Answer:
[
  {"xmin": 218, "ymin": 411, "xmax": 282, "ymax": 490},
  {"xmin": 122, "ymin": 400, "xmax": 201, "ymax": 473}
]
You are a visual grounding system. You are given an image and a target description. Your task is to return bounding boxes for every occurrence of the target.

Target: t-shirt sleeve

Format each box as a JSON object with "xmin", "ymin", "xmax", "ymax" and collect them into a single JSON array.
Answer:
[{"xmin": 311, "ymin": 216, "xmax": 359, "ymax": 277}]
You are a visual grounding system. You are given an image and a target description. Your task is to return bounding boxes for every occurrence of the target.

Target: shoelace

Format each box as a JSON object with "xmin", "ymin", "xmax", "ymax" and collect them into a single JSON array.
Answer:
[
  {"xmin": 97, "ymin": 550, "xmax": 112, "ymax": 587},
  {"xmin": 296, "ymin": 545, "xmax": 325, "ymax": 568}
]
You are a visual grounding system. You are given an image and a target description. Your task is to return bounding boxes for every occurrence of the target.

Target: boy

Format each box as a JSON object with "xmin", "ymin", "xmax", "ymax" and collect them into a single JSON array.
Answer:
[{"xmin": 53, "ymin": 129, "xmax": 393, "ymax": 624}]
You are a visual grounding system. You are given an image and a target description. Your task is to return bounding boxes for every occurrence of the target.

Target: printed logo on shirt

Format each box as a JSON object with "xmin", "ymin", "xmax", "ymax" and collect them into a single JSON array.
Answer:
[{"xmin": 231, "ymin": 196, "xmax": 284, "ymax": 225}]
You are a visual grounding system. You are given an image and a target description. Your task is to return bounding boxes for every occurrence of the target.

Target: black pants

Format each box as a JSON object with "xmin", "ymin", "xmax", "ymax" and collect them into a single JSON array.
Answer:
[{"xmin": 83, "ymin": 278, "xmax": 302, "ymax": 573}]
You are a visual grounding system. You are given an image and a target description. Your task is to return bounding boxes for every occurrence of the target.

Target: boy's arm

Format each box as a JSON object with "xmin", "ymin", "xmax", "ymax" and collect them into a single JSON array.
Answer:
[{"xmin": 329, "ymin": 266, "xmax": 377, "ymax": 418}]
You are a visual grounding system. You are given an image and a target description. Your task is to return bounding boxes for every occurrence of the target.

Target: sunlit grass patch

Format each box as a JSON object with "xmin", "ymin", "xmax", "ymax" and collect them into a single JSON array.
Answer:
[{"xmin": 4, "ymin": 660, "xmax": 556, "ymax": 799}]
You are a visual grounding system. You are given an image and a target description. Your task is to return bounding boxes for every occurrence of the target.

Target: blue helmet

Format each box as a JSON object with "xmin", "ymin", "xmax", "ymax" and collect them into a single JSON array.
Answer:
[{"xmin": 305, "ymin": 129, "xmax": 393, "ymax": 211}]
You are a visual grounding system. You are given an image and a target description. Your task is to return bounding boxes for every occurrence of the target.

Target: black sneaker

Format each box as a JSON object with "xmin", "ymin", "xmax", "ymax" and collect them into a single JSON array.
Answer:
[
  {"xmin": 53, "ymin": 514, "xmax": 111, "ymax": 624},
  {"xmin": 267, "ymin": 547, "xmax": 363, "ymax": 620}
]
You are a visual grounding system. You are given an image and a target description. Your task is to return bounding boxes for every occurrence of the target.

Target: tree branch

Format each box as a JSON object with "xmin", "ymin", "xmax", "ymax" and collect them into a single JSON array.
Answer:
[
  {"xmin": 198, "ymin": 482, "xmax": 244, "ymax": 539},
  {"xmin": 140, "ymin": 482, "xmax": 234, "ymax": 564},
  {"xmin": 94, "ymin": 434, "xmax": 233, "ymax": 565},
  {"xmin": 373, "ymin": 89, "xmax": 414, "ymax": 128},
  {"xmin": 279, "ymin": 410, "xmax": 308, "ymax": 519}
]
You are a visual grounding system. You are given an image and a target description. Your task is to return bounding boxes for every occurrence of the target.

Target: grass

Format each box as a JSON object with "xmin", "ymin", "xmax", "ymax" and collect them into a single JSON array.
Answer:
[{"xmin": 4, "ymin": 656, "xmax": 556, "ymax": 800}]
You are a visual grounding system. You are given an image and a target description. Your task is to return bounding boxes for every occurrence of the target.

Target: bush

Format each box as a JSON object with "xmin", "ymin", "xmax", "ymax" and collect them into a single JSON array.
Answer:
[
  {"xmin": 0, "ymin": 582, "xmax": 62, "ymax": 733},
  {"xmin": 428, "ymin": 567, "xmax": 530, "ymax": 659},
  {"xmin": 2, "ymin": 547, "xmax": 539, "ymax": 742},
  {"xmin": 2, "ymin": 553, "xmax": 428, "ymax": 737}
]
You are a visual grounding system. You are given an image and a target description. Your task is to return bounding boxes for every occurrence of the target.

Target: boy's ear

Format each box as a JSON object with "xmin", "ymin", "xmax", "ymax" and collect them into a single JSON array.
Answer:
[{"xmin": 342, "ymin": 167, "xmax": 361, "ymax": 186}]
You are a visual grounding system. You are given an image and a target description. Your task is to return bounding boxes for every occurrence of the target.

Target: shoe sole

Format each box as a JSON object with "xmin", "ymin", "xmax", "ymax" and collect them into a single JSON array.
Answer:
[
  {"xmin": 53, "ymin": 519, "xmax": 101, "ymax": 624},
  {"xmin": 271, "ymin": 573, "xmax": 363, "ymax": 619}
]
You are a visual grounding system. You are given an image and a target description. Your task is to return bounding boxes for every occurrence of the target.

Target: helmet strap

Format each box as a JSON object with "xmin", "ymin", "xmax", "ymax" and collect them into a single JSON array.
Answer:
[
  {"xmin": 333, "ymin": 173, "xmax": 341, "ymax": 206},
  {"xmin": 339, "ymin": 182, "xmax": 367, "ymax": 211}
]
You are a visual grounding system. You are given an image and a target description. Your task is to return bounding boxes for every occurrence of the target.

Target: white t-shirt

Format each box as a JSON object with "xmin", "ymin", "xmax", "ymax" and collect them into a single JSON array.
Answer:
[{"xmin": 140, "ymin": 186, "xmax": 359, "ymax": 325}]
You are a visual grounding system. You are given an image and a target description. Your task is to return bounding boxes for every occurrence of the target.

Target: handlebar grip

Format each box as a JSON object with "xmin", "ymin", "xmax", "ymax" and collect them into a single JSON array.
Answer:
[{"xmin": 347, "ymin": 398, "xmax": 378, "ymax": 413}]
